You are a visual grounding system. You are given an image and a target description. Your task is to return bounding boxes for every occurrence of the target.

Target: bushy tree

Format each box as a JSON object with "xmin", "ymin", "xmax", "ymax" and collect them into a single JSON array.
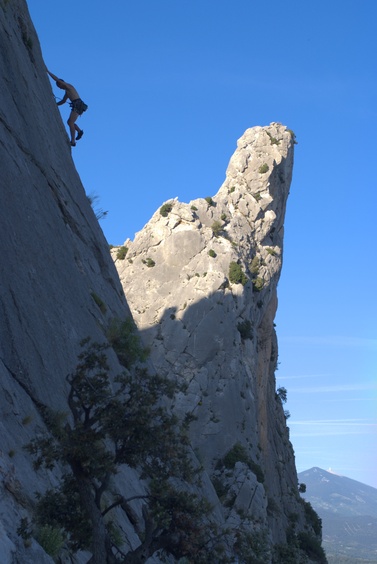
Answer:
[{"xmin": 26, "ymin": 338, "xmax": 223, "ymax": 563}]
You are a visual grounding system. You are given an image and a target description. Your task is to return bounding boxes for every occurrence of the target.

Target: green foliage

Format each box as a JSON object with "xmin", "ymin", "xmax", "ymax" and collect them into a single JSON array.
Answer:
[
  {"xmin": 221, "ymin": 443, "xmax": 265, "ymax": 483},
  {"xmin": 26, "ymin": 340, "xmax": 226, "ymax": 562},
  {"xmin": 301, "ymin": 499, "xmax": 322, "ymax": 536},
  {"xmin": 116, "ymin": 246, "xmax": 128, "ymax": 260},
  {"xmin": 223, "ymin": 443, "xmax": 250, "ymax": 469},
  {"xmin": 17, "ymin": 517, "xmax": 32, "ymax": 544},
  {"xmin": 258, "ymin": 163, "xmax": 269, "ymax": 174},
  {"xmin": 208, "ymin": 249, "xmax": 217, "ymax": 258},
  {"xmin": 273, "ymin": 542, "xmax": 301, "ymax": 564},
  {"xmin": 160, "ymin": 202, "xmax": 173, "ymax": 217},
  {"xmin": 276, "ymin": 386, "xmax": 288, "ymax": 404},
  {"xmin": 287, "ymin": 129, "xmax": 298, "ymax": 144},
  {"xmin": 234, "ymin": 528, "xmax": 270, "ymax": 564},
  {"xmin": 267, "ymin": 132, "xmax": 280, "ymax": 145},
  {"xmin": 211, "ymin": 220, "xmax": 223, "ymax": 237},
  {"xmin": 237, "ymin": 319, "xmax": 253, "ymax": 340},
  {"xmin": 35, "ymin": 475, "xmax": 92, "ymax": 552},
  {"xmin": 298, "ymin": 483, "xmax": 307, "ymax": 493},
  {"xmin": 90, "ymin": 291, "xmax": 107, "ymax": 314},
  {"xmin": 204, "ymin": 196, "xmax": 215, "ymax": 206},
  {"xmin": 266, "ymin": 247, "xmax": 277, "ymax": 256},
  {"xmin": 250, "ymin": 256, "xmax": 260, "ymax": 275},
  {"xmin": 106, "ymin": 317, "xmax": 148, "ymax": 368},
  {"xmin": 36, "ymin": 525, "xmax": 64, "ymax": 559},
  {"xmin": 87, "ymin": 193, "xmax": 108, "ymax": 221},
  {"xmin": 143, "ymin": 257, "xmax": 155, "ymax": 267},
  {"xmin": 297, "ymin": 532, "xmax": 327, "ymax": 562},
  {"xmin": 190, "ymin": 205, "xmax": 198, "ymax": 211},
  {"xmin": 253, "ymin": 192, "xmax": 262, "ymax": 202},
  {"xmin": 252, "ymin": 277, "xmax": 264, "ymax": 292},
  {"xmin": 220, "ymin": 213, "xmax": 227, "ymax": 221},
  {"xmin": 228, "ymin": 262, "xmax": 248, "ymax": 285}
]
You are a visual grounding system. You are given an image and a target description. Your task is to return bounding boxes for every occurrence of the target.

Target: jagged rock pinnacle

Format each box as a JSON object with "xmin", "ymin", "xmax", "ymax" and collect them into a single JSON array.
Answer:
[{"xmin": 113, "ymin": 124, "xmax": 301, "ymax": 543}]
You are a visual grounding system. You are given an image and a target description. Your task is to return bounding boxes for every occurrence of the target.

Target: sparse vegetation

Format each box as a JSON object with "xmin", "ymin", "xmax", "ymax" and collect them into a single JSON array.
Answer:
[
  {"xmin": 205, "ymin": 196, "xmax": 215, "ymax": 207},
  {"xmin": 276, "ymin": 386, "xmax": 288, "ymax": 404},
  {"xmin": 36, "ymin": 525, "xmax": 64, "ymax": 559},
  {"xmin": 219, "ymin": 442, "xmax": 264, "ymax": 483},
  {"xmin": 250, "ymin": 256, "xmax": 260, "ymax": 275},
  {"xmin": 301, "ymin": 499, "xmax": 322, "ymax": 536},
  {"xmin": 237, "ymin": 319, "xmax": 253, "ymax": 340},
  {"xmin": 87, "ymin": 193, "xmax": 108, "ymax": 221},
  {"xmin": 258, "ymin": 163, "xmax": 269, "ymax": 174},
  {"xmin": 208, "ymin": 249, "xmax": 217, "ymax": 258},
  {"xmin": 287, "ymin": 129, "xmax": 298, "ymax": 144},
  {"xmin": 160, "ymin": 202, "xmax": 173, "ymax": 217},
  {"xmin": 252, "ymin": 276, "xmax": 264, "ymax": 292},
  {"xmin": 228, "ymin": 262, "xmax": 248, "ymax": 286},
  {"xmin": 297, "ymin": 531, "xmax": 327, "ymax": 562},
  {"xmin": 143, "ymin": 257, "xmax": 155, "ymax": 267},
  {"xmin": 266, "ymin": 247, "xmax": 277, "ymax": 256},
  {"xmin": 211, "ymin": 220, "xmax": 223, "ymax": 237},
  {"xmin": 267, "ymin": 132, "xmax": 280, "ymax": 145},
  {"xmin": 106, "ymin": 316, "xmax": 148, "ymax": 368},
  {"xmin": 90, "ymin": 291, "xmax": 107, "ymax": 314},
  {"xmin": 116, "ymin": 246, "xmax": 128, "ymax": 260}
]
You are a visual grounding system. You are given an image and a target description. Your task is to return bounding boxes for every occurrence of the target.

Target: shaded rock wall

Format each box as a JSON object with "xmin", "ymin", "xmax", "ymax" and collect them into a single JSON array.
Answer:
[{"xmin": 0, "ymin": 1, "xmax": 132, "ymax": 561}]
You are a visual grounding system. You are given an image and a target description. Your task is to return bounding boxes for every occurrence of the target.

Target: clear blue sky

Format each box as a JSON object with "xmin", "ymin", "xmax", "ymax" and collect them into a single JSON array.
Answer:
[{"xmin": 27, "ymin": 0, "xmax": 377, "ymax": 488}]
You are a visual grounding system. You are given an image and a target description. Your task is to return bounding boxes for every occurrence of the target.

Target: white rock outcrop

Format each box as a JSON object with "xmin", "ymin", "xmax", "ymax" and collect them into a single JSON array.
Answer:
[{"xmin": 114, "ymin": 124, "xmax": 310, "ymax": 549}]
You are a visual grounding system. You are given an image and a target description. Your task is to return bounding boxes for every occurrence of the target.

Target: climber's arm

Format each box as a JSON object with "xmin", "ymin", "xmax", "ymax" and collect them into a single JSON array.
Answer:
[
  {"xmin": 56, "ymin": 92, "xmax": 68, "ymax": 106},
  {"xmin": 46, "ymin": 69, "xmax": 59, "ymax": 81}
]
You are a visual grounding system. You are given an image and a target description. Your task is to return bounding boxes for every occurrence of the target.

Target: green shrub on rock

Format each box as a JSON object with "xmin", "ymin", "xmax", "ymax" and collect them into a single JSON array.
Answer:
[
  {"xmin": 160, "ymin": 203, "xmax": 173, "ymax": 217},
  {"xmin": 228, "ymin": 262, "xmax": 248, "ymax": 285}
]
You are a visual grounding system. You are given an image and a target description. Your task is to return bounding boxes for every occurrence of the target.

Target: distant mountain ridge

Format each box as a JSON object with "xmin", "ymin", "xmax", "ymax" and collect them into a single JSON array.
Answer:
[{"xmin": 298, "ymin": 467, "xmax": 377, "ymax": 563}]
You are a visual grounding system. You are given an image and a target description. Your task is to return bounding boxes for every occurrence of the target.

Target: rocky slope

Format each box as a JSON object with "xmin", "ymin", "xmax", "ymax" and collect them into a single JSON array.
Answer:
[{"xmin": 0, "ymin": 0, "xmax": 324, "ymax": 561}]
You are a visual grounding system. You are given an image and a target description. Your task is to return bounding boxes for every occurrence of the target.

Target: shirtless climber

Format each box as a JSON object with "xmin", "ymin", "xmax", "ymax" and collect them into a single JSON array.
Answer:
[{"xmin": 47, "ymin": 69, "xmax": 88, "ymax": 147}]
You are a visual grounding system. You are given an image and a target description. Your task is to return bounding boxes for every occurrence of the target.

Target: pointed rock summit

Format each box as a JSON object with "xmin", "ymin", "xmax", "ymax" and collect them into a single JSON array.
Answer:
[{"xmin": 113, "ymin": 124, "xmax": 306, "ymax": 544}]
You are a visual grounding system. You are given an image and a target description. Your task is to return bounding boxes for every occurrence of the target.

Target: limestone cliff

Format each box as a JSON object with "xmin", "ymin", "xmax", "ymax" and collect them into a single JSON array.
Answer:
[
  {"xmin": 0, "ymin": 0, "xmax": 324, "ymax": 562},
  {"xmin": 0, "ymin": 1, "xmax": 132, "ymax": 562},
  {"xmin": 113, "ymin": 123, "xmax": 320, "ymax": 556}
]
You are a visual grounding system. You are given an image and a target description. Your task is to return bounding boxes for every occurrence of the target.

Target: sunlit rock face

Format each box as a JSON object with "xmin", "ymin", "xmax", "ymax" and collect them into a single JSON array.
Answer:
[{"xmin": 114, "ymin": 124, "xmax": 310, "ymax": 547}]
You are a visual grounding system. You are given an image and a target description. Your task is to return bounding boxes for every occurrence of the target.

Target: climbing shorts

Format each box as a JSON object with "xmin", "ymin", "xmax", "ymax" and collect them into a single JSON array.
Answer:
[{"xmin": 69, "ymin": 99, "xmax": 88, "ymax": 115}]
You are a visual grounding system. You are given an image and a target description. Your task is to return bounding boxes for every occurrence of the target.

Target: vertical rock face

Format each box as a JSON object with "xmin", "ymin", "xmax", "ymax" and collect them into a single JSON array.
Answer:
[
  {"xmin": 0, "ymin": 1, "xmax": 131, "ymax": 561},
  {"xmin": 114, "ymin": 124, "xmax": 308, "ymax": 547}
]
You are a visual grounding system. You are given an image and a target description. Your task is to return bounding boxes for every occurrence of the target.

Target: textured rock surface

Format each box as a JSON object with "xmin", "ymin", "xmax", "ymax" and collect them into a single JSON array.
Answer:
[
  {"xmin": 1, "ymin": 0, "xmax": 323, "ymax": 561},
  {"xmin": 0, "ymin": 1, "xmax": 132, "ymax": 561},
  {"xmin": 114, "ymin": 123, "xmax": 309, "ymax": 547}
]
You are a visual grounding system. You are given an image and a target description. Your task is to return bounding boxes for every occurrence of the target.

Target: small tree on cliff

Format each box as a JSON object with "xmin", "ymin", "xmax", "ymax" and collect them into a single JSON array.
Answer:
[{"xmin": 26, "ymin": 336, "xmax": 224, "ymax": 563}]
